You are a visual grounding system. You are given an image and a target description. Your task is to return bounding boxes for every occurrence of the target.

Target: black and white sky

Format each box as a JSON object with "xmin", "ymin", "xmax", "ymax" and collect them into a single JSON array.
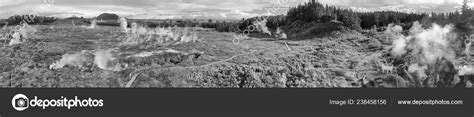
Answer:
[{"xmin": 0, "ymin": 0, "xmax": 471, "ymax": 19}]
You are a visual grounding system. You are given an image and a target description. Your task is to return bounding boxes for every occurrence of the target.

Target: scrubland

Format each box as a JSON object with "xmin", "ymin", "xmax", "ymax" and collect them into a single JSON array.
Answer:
[{"xmin": 0, "ymin": 20, "xmax": 472, "ymax": 88}]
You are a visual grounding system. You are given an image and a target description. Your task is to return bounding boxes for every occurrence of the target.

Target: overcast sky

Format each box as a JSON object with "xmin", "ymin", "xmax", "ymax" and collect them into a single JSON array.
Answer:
[{"xmin": 0, "ymin": 0, "xmax": 471, "ymax": 19}]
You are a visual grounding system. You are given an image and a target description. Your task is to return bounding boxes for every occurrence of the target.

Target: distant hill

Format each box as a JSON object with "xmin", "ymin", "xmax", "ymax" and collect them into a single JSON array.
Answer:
[{"xmin": 97, "ymin": 13, "xmax": 119, "ymax": 21}]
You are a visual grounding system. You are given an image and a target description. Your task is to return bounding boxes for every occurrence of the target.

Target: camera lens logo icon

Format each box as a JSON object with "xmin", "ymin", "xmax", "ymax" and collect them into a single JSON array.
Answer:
[{"xmin": 11, "ymin": 94, "xmax": 29, "ymax": 111}]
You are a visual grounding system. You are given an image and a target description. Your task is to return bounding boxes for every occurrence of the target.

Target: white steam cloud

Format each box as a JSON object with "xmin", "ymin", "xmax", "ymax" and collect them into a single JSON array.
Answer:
[
  {"xmin": 94, "ymin": 49, "xmax": 127, "ymax": 72},
  {"xmin": 254, "ymin": 18, "xmax": 272, "ymax": 36},
  {"xmin": 391, "ymin": 22, "xmax": 456, "ymax": 65}
]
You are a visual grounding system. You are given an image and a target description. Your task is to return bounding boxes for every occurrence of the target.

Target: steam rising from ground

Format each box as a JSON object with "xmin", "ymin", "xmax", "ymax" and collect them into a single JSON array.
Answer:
[
  {"xmin": 119, "ymin": 17, "xmax": 128, "ymax": 32},
  {"xmin": 123, "ymin": 23, "xmax": 198, "ymax": 45},
  {"xmin": 8, "ymin": 23, "xmax": 37, "ymax": 45},
  {"xmin": 94, "ymin": 49, "xmax": 127, "ymax": 72},
  {"xmin": 459, "ymin": 65, "xmax": 474, "ymax": 75},
  {"xmin": 384, "ymin": 24, "xmax": 403, "ymax": 34},
  {"xmin": 275, "ymin": 27, "xmax": 287, "ymax": 39},
  {"xmin": 385, "ymin": 24, "xmax": 405, "ymax": 57},
  {"xmin": 413, "ymin": 24, "xmax": 456, "ymax": 64},
  {"xmin": 254, "ymin": 18, "xmax": 272, "ymax": 36},
  {"xmin": 49, "ymin": 51, "xmax": 93, "ymax": 70},
  {"xmin": 385, "ymin": 22, "xmax": 474, "ymax": 87},
  {"xmin": 49, "ymin": 49, "xmax": 128, "ymax": 72},
  {"xmin": 82, "ymin": 19, "xmax": 97, "ymax": 29},
  {"xmin": 49, "ymin": 22, "xmax": 201, "ymax": 72},
  {"xmin": 391, "ymin": 22, "xmax": 456, "ymax": 65}
]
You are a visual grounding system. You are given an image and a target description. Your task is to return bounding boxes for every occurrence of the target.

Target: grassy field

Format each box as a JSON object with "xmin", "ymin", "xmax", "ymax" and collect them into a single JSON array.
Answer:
[
  {"xmin": 1, "ymin": 22, "xmax": 472, "ymax": 88},
  {"xmin": 0, "ymin": 24, "xmax": 387, "ymax": 88}
]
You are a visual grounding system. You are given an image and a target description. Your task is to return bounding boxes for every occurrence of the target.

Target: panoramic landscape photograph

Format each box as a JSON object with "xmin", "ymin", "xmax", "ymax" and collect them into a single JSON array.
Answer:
[{"xmin": 0, "ymin": 0, "xmax": 473, "ymax": 88}]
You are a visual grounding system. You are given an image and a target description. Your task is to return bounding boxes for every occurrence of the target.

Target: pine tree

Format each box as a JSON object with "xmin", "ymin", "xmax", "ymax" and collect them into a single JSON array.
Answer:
[{"xmin": 463, "ymin": 0, "xmax": 470, "ymax": 14}]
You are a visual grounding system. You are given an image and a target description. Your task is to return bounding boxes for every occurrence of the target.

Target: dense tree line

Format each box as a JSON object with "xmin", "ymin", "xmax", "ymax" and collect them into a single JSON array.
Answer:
[
  {"xmin": 418, "ymin": 0, "xmax": 474, "ymax": 36},
  {"xmin": 359, "ymin": 11, "xmax": 425, "ymax": 30},
  {"xmin": 284, "ymin": 0, "xmax": 427, "ymax": 30},
  {"xmin": 283, "ymin": 0, "xmax": 474, "ymax": 31},
  {"xmin": 5, "ymin": 15, "xmax": 57, "ymax": 25},
  {"xmin": 286, "ymin": 0, "xmax": 361, "ymax": 30},
  {"xmin": 237, "ymin": 16, "xmax": 286, "ymax": 33}
]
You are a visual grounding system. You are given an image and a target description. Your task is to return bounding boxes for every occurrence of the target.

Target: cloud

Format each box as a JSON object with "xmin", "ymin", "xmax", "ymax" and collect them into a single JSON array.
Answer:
[
  {"xmin": 0, "ymin": 0, "xmax": 27, "ymax": 8},
  {"xmin": 401, "ymin": 0, "xmax": 462, "ymax": 5},
  {"xmin": 0, "ymin": 0, "xmax": 470, "ymax": 19}
]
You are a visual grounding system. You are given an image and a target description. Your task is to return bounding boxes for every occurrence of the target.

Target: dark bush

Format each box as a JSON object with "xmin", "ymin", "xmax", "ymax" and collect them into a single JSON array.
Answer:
[{"xmin": 5, "ymin": 15, "xmax": 57, "ymax": 25}]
